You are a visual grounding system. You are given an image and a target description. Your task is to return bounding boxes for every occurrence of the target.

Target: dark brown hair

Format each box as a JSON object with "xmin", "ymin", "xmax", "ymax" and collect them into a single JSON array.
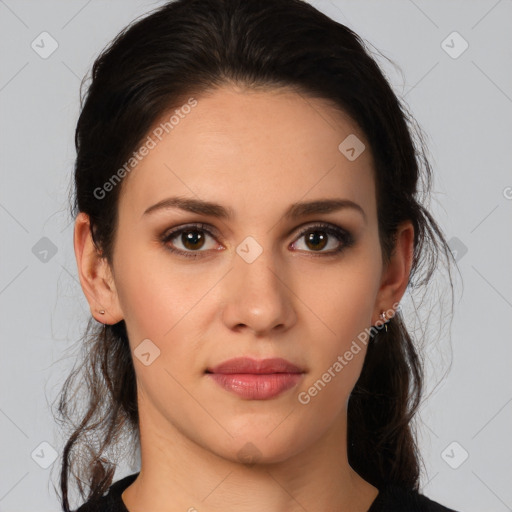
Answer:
[{"xmin": 55, "ymin": 0, "xmax": 456, "ymax": 510}]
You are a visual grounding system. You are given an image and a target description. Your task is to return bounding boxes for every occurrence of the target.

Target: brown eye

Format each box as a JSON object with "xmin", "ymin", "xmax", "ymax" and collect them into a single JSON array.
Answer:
[
  {"xmin": 180, "ymin": 230, "xmax": 206, "ymax": 251},
  {"xmin": 161, "ymin": 222, "xmax": 354, "ymax": 259},
  {"xmin": 304, "ymin": 231, "xmax": 328, "ymax": 251},
  {"xmin": 161, "ymin": 223, "xmax": 220, "ymax": 258},
  {"xmin": 291, "ymin": 223, "xmax": 354, "ymax": 255}
]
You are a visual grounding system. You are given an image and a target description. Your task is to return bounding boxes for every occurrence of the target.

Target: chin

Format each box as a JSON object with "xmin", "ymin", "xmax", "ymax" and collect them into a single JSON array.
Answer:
[{"xmin": 205, "ymin": 426, "xmax": 312, "ymax": 467}]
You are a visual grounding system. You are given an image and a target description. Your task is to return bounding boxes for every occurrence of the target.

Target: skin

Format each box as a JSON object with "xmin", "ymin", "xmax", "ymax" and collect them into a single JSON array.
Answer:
[{"xmin": 74, "ymin": 84, "xmax": 414, "ymax": 512}]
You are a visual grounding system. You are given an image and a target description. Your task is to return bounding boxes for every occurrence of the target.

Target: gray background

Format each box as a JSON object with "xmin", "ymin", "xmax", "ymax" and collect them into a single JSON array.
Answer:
[{"xmin": 0, "ymin": 0, "xmax": 511, "ymax": 511}]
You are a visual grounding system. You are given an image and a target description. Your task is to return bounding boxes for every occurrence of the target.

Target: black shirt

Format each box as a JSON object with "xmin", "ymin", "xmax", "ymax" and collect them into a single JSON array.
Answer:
[{"xmin": 75, "ymin": 472, "xmax": 460, "ymax": 512}]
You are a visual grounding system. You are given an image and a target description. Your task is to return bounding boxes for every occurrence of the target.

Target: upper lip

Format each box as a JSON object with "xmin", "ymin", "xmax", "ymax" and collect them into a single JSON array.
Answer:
[{"xmin": 206, "ymin": 357, "xmax": 304, "ymax": 374}]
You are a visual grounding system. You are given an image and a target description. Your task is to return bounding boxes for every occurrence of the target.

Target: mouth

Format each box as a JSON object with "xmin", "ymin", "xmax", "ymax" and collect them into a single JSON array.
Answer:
[
  {"xmin": 206, "ymin": 356, "xmax": 304, "ymax": 375},
  {"xmin": 205, "ymin": 357, "xmax": 305, "ymax": 400}
]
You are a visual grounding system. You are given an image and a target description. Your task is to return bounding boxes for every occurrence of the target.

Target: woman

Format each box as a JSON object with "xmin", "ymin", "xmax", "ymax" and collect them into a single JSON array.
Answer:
[{"xmin": 57, "ymin": 0, "xmax": 460, "ymax": 510}]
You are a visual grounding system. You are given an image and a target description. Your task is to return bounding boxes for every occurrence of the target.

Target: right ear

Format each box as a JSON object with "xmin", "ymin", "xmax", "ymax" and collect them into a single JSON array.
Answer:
[{"xmin": 73, "ymin": 212, "xmax": 124, "ymax": 325}]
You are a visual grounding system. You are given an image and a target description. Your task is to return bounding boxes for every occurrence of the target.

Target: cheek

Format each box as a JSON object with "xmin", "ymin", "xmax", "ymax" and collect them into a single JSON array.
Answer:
[
  {"xmin": 297, "ymin": 253, "xmax": 380, "ymax": 343},
  {"xmin": 293, "ymin": 253, "xmax": 381, "ymax": 403},
  {"xmin": 113, "ymin": 253, "xmax": 210, "ymax": 408},
  {"xmin": 113, "ymin": 238, "xmax": 207, "ymax": 341}
]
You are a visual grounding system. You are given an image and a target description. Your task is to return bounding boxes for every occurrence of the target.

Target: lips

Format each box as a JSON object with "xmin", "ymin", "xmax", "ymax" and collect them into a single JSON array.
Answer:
[
  {"xmin": 206, "ymin": 357, "xmax": 304, "ymax": 375},
  {"xmin": 205, "ymin": 357, "xmax": 305, "ymax": 400}
]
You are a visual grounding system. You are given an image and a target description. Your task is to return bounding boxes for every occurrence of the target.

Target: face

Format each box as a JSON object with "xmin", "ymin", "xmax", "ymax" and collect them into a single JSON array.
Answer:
[{"xmin": 89, "ymin": 85, "xmax": 398, "ymax": 464}]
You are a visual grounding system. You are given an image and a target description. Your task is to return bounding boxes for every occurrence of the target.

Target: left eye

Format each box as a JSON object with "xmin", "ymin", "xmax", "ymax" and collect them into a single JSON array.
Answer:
[
  {"xmin": 161, "ymin": 222, "xmax": 353, "ymax": 258},
  {"xmin": 291, "ymin": 224, "xmax": 352, "ymax": 254}
]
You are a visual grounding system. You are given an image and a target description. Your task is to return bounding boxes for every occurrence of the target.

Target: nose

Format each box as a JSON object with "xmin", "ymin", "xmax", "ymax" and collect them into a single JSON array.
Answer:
[{"xmin": 220, "ymin": 243, "xmax": 297, "ymax": 337}]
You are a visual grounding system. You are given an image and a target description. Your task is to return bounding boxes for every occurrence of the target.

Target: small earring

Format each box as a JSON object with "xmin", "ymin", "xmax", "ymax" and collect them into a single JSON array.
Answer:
[
  {"xmin": 380, "ymin": 311, "xmax": 388, "ymax": 332},
  {"xmin": 99, "ymin": 310, "xmax": 105, "ymax": 315}
]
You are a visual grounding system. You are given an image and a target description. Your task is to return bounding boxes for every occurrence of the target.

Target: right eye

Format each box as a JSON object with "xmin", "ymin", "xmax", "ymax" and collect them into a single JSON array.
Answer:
[{"xmin": 160, "ymin": 223, "xmax": 223, "ymax": 258}]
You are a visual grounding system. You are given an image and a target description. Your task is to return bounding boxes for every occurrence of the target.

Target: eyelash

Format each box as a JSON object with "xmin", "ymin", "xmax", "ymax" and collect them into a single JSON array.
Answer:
[{"xmin": 160, "ymin": 222, "xmax": 354, "ymax": 259}]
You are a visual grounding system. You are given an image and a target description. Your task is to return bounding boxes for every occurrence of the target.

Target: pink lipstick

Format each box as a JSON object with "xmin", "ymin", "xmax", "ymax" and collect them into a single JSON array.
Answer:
[{"xmin": 205, "ymin": 357, "xmax": 305, "ymax": 400}]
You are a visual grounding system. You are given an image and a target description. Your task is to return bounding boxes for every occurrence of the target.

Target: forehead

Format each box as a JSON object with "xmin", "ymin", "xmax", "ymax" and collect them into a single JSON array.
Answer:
[{"xmin": 117, "ymin": 85, "xmax": 376, "ymax": 221}]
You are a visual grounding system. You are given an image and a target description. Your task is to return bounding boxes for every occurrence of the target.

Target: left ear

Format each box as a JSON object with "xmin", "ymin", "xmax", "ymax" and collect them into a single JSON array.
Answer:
[{"xmin": 373, "ymin": 220, "xmax": 414, "ymax": 324}]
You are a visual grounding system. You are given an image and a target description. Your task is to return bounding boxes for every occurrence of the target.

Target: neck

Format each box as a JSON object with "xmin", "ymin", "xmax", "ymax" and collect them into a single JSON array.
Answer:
[{"xmin": 122, "ymin": 405, "xmax": 378, "ymax": 512}]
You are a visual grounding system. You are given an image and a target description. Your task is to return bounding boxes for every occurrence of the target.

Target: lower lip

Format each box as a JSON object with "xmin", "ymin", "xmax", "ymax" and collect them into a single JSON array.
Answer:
[{"xmin": 207, "ymin": 373, "xmax": 303, "ymax": 400}]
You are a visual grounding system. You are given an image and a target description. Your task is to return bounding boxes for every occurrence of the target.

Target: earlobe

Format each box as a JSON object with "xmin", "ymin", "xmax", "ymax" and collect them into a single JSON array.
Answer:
[
  {"xmin": 373, "ymin": 220, "xmax": 414, "ymax": 323},
  {"xmin": 73, "ymin": 212, "xmax": 124, "ymax": 325}
]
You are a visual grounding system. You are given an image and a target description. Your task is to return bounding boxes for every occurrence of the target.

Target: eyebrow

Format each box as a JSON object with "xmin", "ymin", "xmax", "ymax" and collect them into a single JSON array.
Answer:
[{"xmin": 142, "ymin": 196, "xmax": 367, "ymax": 223}]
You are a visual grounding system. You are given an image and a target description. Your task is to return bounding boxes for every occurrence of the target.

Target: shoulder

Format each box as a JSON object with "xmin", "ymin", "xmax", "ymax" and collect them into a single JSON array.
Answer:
[
  {"xmin": 368, "ymin": 484, "xmax": 461, "ymax": 512},
  {"xmin": 73, "ymin": 472, "xmax": 139, "ymax": 512}
]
